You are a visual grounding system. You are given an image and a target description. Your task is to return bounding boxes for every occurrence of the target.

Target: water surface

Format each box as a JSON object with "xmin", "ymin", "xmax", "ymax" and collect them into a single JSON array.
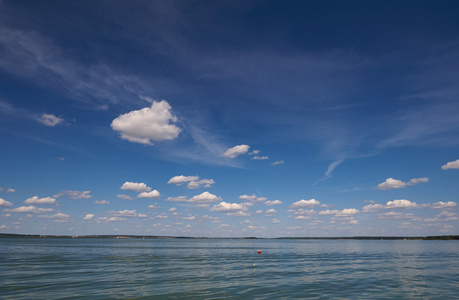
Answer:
[{"xmin": 1, "ymin": 238, "xmax": 458, "ymax": 299}]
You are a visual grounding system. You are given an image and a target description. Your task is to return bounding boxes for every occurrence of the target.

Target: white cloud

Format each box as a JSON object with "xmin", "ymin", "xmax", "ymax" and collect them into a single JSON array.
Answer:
[
  {"xmin": 137, "ymin": 190, "xmax": 160, "ymax": 199},
  {"xmin": 5, "ymin": 206, "xmax": 54, "ymax": 213},
  {"xmin": 54, "ymin": 190, "xmax": 91, "ymax": 199},
  {"xmin": 251, "ymin": 155, "xmax": 269, "ymax": 160},
  {"xmin": 376, "ymin": 177, "xmax": 428, "ymax": 190},
  {"xmin": 318, "ymin": 209, "xmax": 340, "ymax": 215},
  {"xmin": 168, "ymin": 175, "xmax": 215, "ymax": 189},
  {"xmin": 83, "ymin": 214, "xmax": 94, "ymax": 220},
  {"xmin": 148, "ymin": 204, "xmax": 159, "ymax": 209},
  {"xmin": 168, "ymin": 175, "xmax": 199, "ymax": 185},
  {"xmin": 117, "ymin": 194, "xmax": 134, "ymax": 200},
  {"xmin": 39, "ymin": 213, "xmax": 69, "ymax": 219},
  {"xmin": 108, "ymin": 217, "xmax": 126, "ymax": 222},
  {"xmin": 441, "ymin": 159, "xmax": 459, "ymax": 170},
  {"xmin": 120, "ymin": 182, "xmax": 151, "ymax": 192},
  {"xmin": 7, "ymin": 189, "xmax": 15, "ymax": 193},
  {"xmin": 37, "ymin": 113, "xmax": 64, "ymax": 126},
  {"xmin": 211, "ymin": 202, "xmax": 247, "ymax": 212},
  {"xmin": 222, "ymin": 144, "xmax": 250, "ymax": 158},
  {"xmin": 386, "ymin": 199, "xmax": 417, "ymax": 209},
  {"xmin": 24, "ymin": 196, "xmax": 56, "ymax": 205},
  {"xmin": 377, "ymin": 212, "xmax": 421, "ymax": 221},
  {"xmin": 264, "ymin": 200, "xmax": 282, "ymax": 206},
  {"xmin": 325, "ymin": 160, "xmax": 344, "ymax": 177},
  {"xmin": 290, "ymin": 199, "xmax": 321, "ymax": 208},
  {"xmin": 362, "ymin": 204, "xmax": 385, "ymax": 213},
  {"xmin": 227, "ymin": 211, "xmax": 250, "ymax": 217},
  {"xmin": 265, "ymin": 209, "xmax": 277, "ymax": 216},
  {"xmin": 0, "ymin": 225, "xmax": 9, "ymax": 229},
  {"xmin": 249, "ymin": 150, "xmax": 260, "ymax": 155},
  {"xmin": 273, "ymin": 218, "xmax": 280, "ymax": 223},
  {"xmin": 271, "ymin": 160, "xmax": 284, "ymax": 166},
  {"xmin": 94, "ymin": 200, "xmax": 109, "ymax": 205},
  {"xmin": 165, "ymin": 196, "xmax": 188, "ymax": 202},
  {"xmin": 437, "ymin": 211, "xmax": 457, "ymax": 221},
  {"xmin": 0, "ymin": 198, "xmax": 13, "ymax": 207},
  {"xmin": 189, "ymin": 192, "xmax": 222, "ymax": 204},
  {"xmin": 239, "ymin": 194, "xmax": 267, "ymax": 202},
  {"xmin": 431, "ymin": 201, "xmax": 457, "ymax": 209},
  {"xmin": 138, "ymin": 213, "xmax": 147, "ymax": 218},
  {"xmin": 108, "ymin": 210, "xmax": 137, "ymax": 217},
  {"xmin": 111, "ymin": 100, "xmax": 181, "ymax": 145}
]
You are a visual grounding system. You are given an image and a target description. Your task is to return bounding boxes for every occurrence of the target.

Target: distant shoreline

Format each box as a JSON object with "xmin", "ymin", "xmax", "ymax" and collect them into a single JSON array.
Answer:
[{"xmin": 1, "ymin": 233, "xmax": 458, "ymax": 240}]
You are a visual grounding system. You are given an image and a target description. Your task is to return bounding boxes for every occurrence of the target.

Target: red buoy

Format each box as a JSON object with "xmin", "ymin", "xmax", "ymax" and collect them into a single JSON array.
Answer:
[{"xmin": 258, "ymin": 250, "xmax": 261, "ymax": 254}]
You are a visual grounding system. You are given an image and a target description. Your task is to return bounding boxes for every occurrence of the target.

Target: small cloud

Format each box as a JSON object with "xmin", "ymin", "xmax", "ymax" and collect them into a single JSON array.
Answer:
[
  {"xmin": 290, "ymin": 199, "xmax": 321, "ymax": 208},
  {"xmin": 238, "ymin": 194, "xmax": 267, "ymax": 202},
  {"xmin": 376, "ymin": 177, "xmax": 428, "ymax": 190},
  {"xmin": 386, "ymin": 199, "xmax": 417, "ymax": 209},
  {"xmin": 57, "ymin": 157, "xmax": 65, "ymax": 161},
  {"xmin": 137, "ymin": 190, "xmax": 160, "ymax": 199},
  {"xmin": 211, "ymin": 202, "xmax": 247, "ymax": 212},
  {"xmin": 273, "ymin": 218, "xmax": 280, "ymax": 223},
  {"xmin": 168, "ymin": 175, "xmax": 215, "ymax": 189},
  {"xmin": 222, "ymin": 145, "xmax": 250, "ymax": 158},
  {"xmin": 148, "ymin": 204, "xmax": 159, "ymax": 209},
  {"xmin": 265, "ymin": 209, "xmax": 277, "ymax": 216},
  {"xmin": 37, "ymin": 113, "xmax": 64, "ymax": 126},
  {"xmin": 441, "ymin": 159, "xmax": 459, "ymax": 170},
  {"xmin": 54, "ymin": 190, "xmax": 91, "ymax": 199},
  {"xmin": 0, "ymin": 198, "xmax": 13, "ymax": 207},
  {"xmin": 264, "ymin": 200, "xmax": 282, "ymax": 206},
  {"xmin": 7, "ymin": 189, "xmax": 15, "ymax": 193},
  {"xmin": 83, "ymin": 214, "xmax": 94, "ymax": 220},
  {"xmin": 39, "ymin": 213, "xmax": 69, "ymax": 219},
  {"xmin": 0, "ymin": 225, "xmax": 9, "ymax": 229},
  {"xmin": 431, "ymin": 201, "xmax": 457, "ymax": 209},
  {"xmin": 111, "ymin": 100, "xmax": 181, "ymax": 145},
  {"xmin": 362, "ymin": 204, "xmax": 385, "ymax": 213},
  {"xmin": 271, "ymin": 160, "xmax": 284, "ymax": 166},
  {"xmin": 107, "ymin": 210, "xmax": 137, "ymax": 217},
  {"xmin": 24, "ymin": 196, "xmax": 56, "ymax": 205},
  {"xmin": 120, "ymin": 182, "xmax": 151, "ymax": 193},
  {"xmin": 189, "ymin": 191, "xmax": 222, "ymax": 204},
  {"xmin": 165, "ymin": 196, "xmax": 188, "ymax": 202},
  {"xmin": 251, "ymin": 155, "xmax": 269, "ymax": 160},
  {"xmin": 5, "ymin": 206, "xmax": 54, "ymax": 213},
  {"xmin": 117, "ymin": 194, "xmax": 134, "ymax": 200},
  {"xmin": 94, "ymin": 200, "xmax": 109, "ymax": 205},
  {"xmin": 249, "ymin": 150, "xmax": 260, "ymax": 155}
]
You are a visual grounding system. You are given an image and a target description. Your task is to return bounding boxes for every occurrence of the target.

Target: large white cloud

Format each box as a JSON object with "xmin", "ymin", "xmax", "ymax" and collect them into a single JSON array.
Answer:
[
  {"xmin": 290, "ymin": 199, "xmax": 321, "ymax": 208},
  {"xmin": 441, "ymin": 159, "xmax": 459, "ymax": 170},
  {"xmin": 111, "ymin": 100, "xmax": 181, "ymax": 145},
  {"xmin": 120, "ymin": 182, "xmax": 151, "ymax": 192},
  {"xmin": 37, "ymin": 113, "xmax": 64, "ymax": 126},
  {"xmin": 376, "ymin": 177, "xmax": 428, "ymax": 190},
  {"xmin": 0, "ymin": 198, "xmax": 13, "ymax": 207},
  {"xmin": 189, "ymin": 191, "xmax": 222, "ymax": 203},
  {"xmin": 24, "ymin": 196, "xmax": 56, "ymax": 205},
  {"xmin": 222, "ymin": 145, "xmax": 250, "ymax": 158},
  {"xmin": 137, "ymin": 190, "xmax": 160, "ymax": 199}
]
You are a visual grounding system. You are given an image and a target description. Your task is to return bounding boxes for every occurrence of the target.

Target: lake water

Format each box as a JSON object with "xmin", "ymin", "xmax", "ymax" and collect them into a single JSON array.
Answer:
[{"xmin": 0, "ymin": 238, "xmax": 458, "ymax": 299}]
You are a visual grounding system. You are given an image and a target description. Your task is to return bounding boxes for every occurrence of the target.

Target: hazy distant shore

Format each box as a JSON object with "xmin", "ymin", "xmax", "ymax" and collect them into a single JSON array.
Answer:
[{"xmin": 1, "ymin": 233, "xmax": 457, "ymax": 240}]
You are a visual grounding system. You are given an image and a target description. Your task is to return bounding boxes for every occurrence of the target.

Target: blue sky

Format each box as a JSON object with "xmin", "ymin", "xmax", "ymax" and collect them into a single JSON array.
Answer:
[{"xmin": 1, "ymin": 0, "xmax": 458, "ymax": 237}]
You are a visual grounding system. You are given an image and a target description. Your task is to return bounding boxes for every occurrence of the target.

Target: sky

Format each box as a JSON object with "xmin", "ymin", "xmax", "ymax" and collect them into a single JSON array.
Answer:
[{"xmin": 1, "ymin": 0, "xmax": 458, "ymax": 237}]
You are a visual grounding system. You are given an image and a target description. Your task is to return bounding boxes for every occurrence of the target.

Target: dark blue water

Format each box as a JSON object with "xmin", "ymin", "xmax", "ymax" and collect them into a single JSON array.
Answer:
[{"xmin": 1, "ymin": 238, "xmax": 458, "ymax": 299}]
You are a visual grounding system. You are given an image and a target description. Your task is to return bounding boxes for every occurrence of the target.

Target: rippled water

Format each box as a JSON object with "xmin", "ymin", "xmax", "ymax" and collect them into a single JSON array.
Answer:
[{"xmin": 1, "ymin": 238, "xmax": 458, "ymax": 299}]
